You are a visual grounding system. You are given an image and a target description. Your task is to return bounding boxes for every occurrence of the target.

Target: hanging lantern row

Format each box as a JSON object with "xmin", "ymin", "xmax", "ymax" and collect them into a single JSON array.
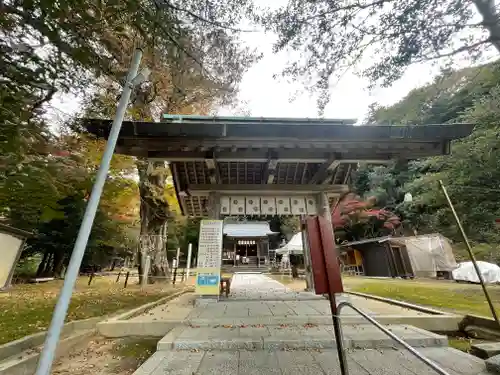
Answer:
[{"xmin": 238, "ymin": 240, "xmax": 255, "ymax": 245}]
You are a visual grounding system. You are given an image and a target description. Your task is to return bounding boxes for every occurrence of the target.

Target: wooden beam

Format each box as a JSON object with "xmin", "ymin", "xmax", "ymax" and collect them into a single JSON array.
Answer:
[
  {"xmin": 145, "ymin": 149, "xmax": 403, "ymax": 163},
  {"xmin": 186, "ymin": 184, "xmax": 349, "ymax": 196},
  {"xmin": 343, "ymin": 164, "xmax": 353, "ymax": 185},
  {"xmin": 309, "ymin": 157, "xmax": 341, "ymax": 184},
  {"xmin": 171, "ymin": 163, "xmax": 189, "ymax": 216}
]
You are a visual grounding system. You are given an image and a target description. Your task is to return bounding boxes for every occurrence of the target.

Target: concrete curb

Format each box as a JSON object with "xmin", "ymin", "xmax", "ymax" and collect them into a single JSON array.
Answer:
[
  {"xmin": 102, "ymin": 287, "xmax": 194, "ymax": 321},
  {"xmin": 0, "ymin": 330, "xmax": 94, "ymax": 375},
  {"xmin": 345, "ymin": 291, "xmax": 453, "ymax": 316},
  {"xmin": 0, "ymin": 287, "xmax": 193, "ymax": 374},
  {"xmin": 98, "ymin": 320, "xmax": 179, "ymax": 338},
  {"xmin": 0, "ymin": 316, "xmax": 102, "ymax": 361},
  {"xmin": 97, "ymin": 288, "xmax": 194, "ymax": 337},
  {"xmin": 97, "ymin": 313, "xmax": 464, "ymax": 338}
]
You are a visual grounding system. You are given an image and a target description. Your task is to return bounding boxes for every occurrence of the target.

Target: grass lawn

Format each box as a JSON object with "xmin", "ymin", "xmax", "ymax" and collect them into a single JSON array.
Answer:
[
  {"xmin": 269, "ymin": 274, "xmax": 500, "ymax": 318},
  {"xmin": 344, "ymin": 276, "xmax": 500, "ymax": 318},
  {"xmin": 0, "ymin": 275, "xmax": 193, "ymax": 345}
]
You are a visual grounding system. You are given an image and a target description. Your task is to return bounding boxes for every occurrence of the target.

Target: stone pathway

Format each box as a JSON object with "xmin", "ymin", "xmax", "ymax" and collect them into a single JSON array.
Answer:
[
  {"xmin": 135, "ymin": 347, "xmax": 488, "ymax": 375},
  {"xmin": 132, "ymin": 274, "xmax": 490, "ymax": 375},
  {"xmin": 227, "ymin": 273, "xmax": 325, "ymax": 301}
]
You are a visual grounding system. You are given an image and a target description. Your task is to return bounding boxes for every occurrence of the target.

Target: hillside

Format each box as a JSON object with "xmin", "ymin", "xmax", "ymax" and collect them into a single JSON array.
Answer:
[{"xmin": 355, "ymin": 61, "xmax": 500, "ymax": 263}]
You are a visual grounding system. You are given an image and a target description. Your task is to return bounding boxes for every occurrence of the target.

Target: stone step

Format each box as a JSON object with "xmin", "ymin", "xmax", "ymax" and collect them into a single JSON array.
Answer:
[
  {"xmin": 178, "ymin": 314, "xmax": 462, "ymax": 333},
  {"xmin": 133, "ymin": 347, "xmax": 491, "ymax": 375},
  {"xmin": 157, "ymin": 324, "xmax": 448, "ymax": 351}
]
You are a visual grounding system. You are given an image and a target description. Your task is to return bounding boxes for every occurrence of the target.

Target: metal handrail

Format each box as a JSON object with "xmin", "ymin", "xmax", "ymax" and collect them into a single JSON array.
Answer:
[{"xmin": 337, "ymin": 301, "xmax": 451, "ymax": 375}]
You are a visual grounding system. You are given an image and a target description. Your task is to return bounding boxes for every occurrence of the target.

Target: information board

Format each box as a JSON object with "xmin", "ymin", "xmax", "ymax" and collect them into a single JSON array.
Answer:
[{"xmin": 195, "ymin": 220, "xmax": 223, "ymax": 295}]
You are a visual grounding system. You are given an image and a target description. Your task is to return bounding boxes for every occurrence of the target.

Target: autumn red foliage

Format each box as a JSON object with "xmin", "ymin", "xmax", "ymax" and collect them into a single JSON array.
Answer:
[{"xmin": 332, "ymin": 193, "xmax": 401, "ymax": 240}]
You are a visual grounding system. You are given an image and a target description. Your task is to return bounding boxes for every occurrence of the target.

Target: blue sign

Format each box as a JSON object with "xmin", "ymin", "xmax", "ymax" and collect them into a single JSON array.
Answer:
[{"xmin": 197, "ymin": 275, "xmax": 219, "ymax": 286}]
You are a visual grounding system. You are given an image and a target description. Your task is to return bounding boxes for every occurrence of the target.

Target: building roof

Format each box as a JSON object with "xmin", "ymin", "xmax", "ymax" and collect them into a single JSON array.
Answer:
[
  {"xmin": 339, "ymin": 236, "xmax": 392, "ymax": 247},
  {"xmin": 84, "ymin": 116, "xmax": 474, "ymax": 217},
  {"xmin": 223, "ymin": 222, "xmax": 278, "ymax": 238}
]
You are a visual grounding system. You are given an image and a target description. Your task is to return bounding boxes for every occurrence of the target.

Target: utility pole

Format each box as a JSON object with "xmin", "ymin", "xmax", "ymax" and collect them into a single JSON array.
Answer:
[
  {"xmin": 439, "ymin": 180, "xmax": 500, "ymax": 327},
  {"xmin": 35, "ymin": 48, "xmax": 144, "ymax": 375},
  {"xmin": 186, "ymin": 243, "xmax": 193, "ymax": 279}
]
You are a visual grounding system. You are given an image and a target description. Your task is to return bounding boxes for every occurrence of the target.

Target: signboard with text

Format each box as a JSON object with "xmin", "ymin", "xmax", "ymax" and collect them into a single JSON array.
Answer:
[{"xmin": 195, "ymin": 220, "xmax": 223, "ymax": 295}]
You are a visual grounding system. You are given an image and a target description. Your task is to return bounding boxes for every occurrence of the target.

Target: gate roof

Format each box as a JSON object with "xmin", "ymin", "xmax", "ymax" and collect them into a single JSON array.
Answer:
[{"xmin": 84, "ymin": 116, "xmax": 474, "ymax": 216}]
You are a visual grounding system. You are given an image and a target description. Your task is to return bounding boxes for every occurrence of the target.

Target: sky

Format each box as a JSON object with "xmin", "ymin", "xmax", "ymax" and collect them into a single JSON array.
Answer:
[
  {"xmin": 217, "ymin": 29, "xmax": 443, "ymax": 121},
  {"xmin": 52, "ymin": 35, "xmax": 441, "ymax": 124},
  {"xmin": 50, "ymin": 1, "xmax": 495, "ymax": 124},
  {"xmin": 216, "ymin": 0, "xmax": 494, "ymax": 121}
]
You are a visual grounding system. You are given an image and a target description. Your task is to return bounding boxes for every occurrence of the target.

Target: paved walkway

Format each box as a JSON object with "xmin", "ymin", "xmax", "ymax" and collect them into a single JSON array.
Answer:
[
  {"xmin": 227, "ymin": 273, "xmax": 325, "ymax": 301},
  {"xmin": 133, "ymin": 274, "xmax": 489, "ymax": 375},
  {"xmin": 136, "ymin": 347, "xmax": 488, "ymax": 375},
  {"xmin": 134, "ymin": 274, "xmax": 432, "ymax": 324},
  {"xmin": 195, "ymin": 274, "xmax": 429, "ymax": 318}
]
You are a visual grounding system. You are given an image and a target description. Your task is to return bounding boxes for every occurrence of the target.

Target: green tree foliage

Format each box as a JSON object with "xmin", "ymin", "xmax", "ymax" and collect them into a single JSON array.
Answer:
[
  {"xmin": 2, "ymin": 132, "xmax": 140, "ymax": 278},
  {"xmin": 261, "ymin": 0, "xmax": 500, "ymax": 111},
  {"xmin": 353, "ymin": 61, "xmax": 500, "ymax": 260},
  {"xmin": 1, "ymin": 0, "xmax": 257, "ymax": 198},
  {"xmin": 2, "ymin": 1, "xmax": 258, "ymax": 279}
]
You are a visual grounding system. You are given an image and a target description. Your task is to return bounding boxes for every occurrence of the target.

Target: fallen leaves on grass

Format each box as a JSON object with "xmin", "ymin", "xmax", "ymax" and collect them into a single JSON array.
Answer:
[{"xmin": 0, "ymin": 278, "xmax": 181, "ymax": 345}]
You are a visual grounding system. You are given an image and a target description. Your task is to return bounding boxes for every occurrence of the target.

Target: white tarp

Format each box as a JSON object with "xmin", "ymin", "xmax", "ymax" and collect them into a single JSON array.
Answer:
[
  {"xmin": 390, "ymin": 234, "xmax": 457, "ymax": 278},
  {"xmin": 276, "ymin": 232, "xmax": 303, "ymax": 255},
  {"xmin": 452, "ymin": 261, "xmax": 500, "ymax": 284}
]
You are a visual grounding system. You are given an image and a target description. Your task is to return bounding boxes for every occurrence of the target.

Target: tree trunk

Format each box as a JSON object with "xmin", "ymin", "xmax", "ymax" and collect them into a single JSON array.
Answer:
[
  {"xmin": 53, "ymin": 251, "xmax": 64, "ymax": 278},
  {"xmin": 36, "ymin": 250, "xmax": 50, "ymax": 277},
  {"xmin": 42, "ymin": 252, "xmax": 54, "ymax": 276},
  {"xmin": 137, "ymin": 159, "xmax": 170, "ymax": 284},
  {"xmin": 474, "ymin": 0, "xmax": 500, "ymax": 53}
]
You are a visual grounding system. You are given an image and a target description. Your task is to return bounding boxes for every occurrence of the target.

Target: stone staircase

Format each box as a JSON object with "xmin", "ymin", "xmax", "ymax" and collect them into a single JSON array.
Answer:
[
  {"xmin": 157, "ymin": 323, "xmax": 448, "ymax": 351},
  {"xmin": 135, "ymin": 322, "xmax": 492, "ymax": 375},
  {"xmin": 132, "ymin": 274, "xmax": 492, "ymax": 375},
  {"xmin": 222, "ymin": 258, "xmax": 270, "ymax": 274}
]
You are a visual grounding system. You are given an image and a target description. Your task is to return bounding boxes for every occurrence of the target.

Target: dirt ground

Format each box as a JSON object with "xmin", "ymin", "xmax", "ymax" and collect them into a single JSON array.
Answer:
[{"xmin": 52, "ymin": 336, "xmax": 158, "ymax": 375}]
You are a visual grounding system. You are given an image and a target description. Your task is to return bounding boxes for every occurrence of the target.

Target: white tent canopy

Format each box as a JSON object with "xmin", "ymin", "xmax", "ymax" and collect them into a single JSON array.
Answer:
[{"xmin": 276, "ymin": 232, "xmax": 304, "ymax": 255}]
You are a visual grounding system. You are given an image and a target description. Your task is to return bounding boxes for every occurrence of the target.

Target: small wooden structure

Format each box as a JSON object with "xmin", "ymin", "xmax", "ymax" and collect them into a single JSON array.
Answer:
[
  {"xmin": 0, "ymin": 223, "xmax": 32, "ymax": 289},
  {"xmin": 339, "ymin": 236, "xmax": 410, "ymax": 277},
  {"xmin": 340, "ymin": 234, "xmax": 457, "ymax": 279}
]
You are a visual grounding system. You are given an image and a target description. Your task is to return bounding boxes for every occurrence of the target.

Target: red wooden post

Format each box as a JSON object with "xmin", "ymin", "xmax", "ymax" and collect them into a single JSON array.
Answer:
[
  {"xmin": 306, "ymin": 215, "xmax": 349, "ymax": 375},
  {"xmin": 306, "ymin": 216, "xmax": 344, "ymax": 295}
]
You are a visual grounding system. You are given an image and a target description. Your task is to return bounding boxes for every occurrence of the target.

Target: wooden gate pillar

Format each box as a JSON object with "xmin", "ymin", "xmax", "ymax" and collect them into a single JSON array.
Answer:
[{"xmin": 307, "ymin": 193, "xmax": 349, "ymax": 375}]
